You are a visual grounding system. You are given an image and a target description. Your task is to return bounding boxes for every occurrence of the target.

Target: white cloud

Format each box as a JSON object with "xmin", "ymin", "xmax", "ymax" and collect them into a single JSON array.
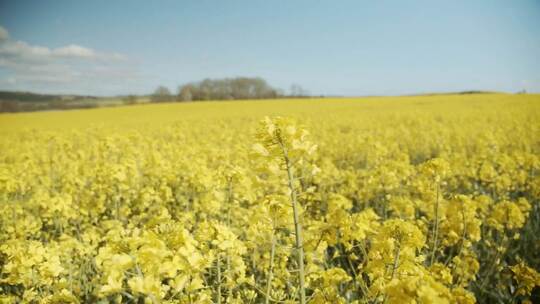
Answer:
[
  {"xmin": 53, "ymin": 44, "xmax": 96, "ymax": 58},
  {"xmin": 0, "ymin": 36, "xmax": 124, "ymax": 63},
  {"xmin": 51, "ymin": 44, "xmax": 126, "ymax": 61},
  {"xmin": 0, "ymin": 26, "xmax": 8, "ymax": 41},
  {"xmin": 0, "ymin": 25, "xmax": 139, "ymax": 95}
]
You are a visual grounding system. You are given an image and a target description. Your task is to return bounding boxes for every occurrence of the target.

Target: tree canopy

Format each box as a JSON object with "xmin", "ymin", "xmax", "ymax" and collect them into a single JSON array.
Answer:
[{"xmin": 177, "ymin": 77, "xmax": 279, "ymax": 101}]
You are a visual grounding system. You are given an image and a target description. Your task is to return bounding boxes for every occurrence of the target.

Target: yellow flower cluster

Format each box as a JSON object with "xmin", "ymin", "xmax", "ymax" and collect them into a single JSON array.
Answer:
[{"xmin": 0, "ymin": 94, "xmax": 539, "ymax": 303}]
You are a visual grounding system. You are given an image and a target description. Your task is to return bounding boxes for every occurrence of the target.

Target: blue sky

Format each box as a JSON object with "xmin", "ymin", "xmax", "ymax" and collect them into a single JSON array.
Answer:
[{"xmin": 0, "ymin": 0, "xmax": 539, "ymax": 96}]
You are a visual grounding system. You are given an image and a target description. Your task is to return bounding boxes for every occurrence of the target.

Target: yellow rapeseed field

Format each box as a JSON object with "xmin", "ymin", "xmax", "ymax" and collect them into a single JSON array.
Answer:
[{"xmin": 1, "ymin": 94, "xmax": 539, "ymax": 303}]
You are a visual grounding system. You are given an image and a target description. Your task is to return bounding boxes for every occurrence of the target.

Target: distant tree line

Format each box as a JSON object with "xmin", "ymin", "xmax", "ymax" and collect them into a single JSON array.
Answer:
[
  {"xmin": 177, "ymin": 77, "xmax": 279, "ymax": 101},
  {"xmin": 0, "ymin": 91, "xmax": 140, "ymax": 113},
  {"xmin": 151, "ymin": 77, "xmax": 308, "ymax": 102},
  {"xmin": 0, "ymin": 99, "xmax": 99, "ymax": 113},
  {"xmin": 122, "ymin": 95, "xmax": 138, "ymax": 105},
  {"xmin": 0, "ymin": 78, "xmax": 309, "ymax": 112},
  {"xmin": 0, "ymin": 91, "xmax": 101, "ymax": 113},
  {"xmin": 0, "ymin": 91, "xmax": 98, "ymax": 103}
]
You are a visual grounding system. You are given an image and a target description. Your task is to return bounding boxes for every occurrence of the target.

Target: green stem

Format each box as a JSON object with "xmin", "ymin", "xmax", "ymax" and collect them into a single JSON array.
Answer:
[
  {"xmin": 277, "ymin": 134, "xmax": 306, "ymax": 304},
  {"xmin": 382, "ymin": 241, "xmax": 401, "ymax": 303},
  {"xmin": 265, "ymin": 233, "xmax": 277, "ymax": 304},
  {"xmin": 217, "ymin": 254, "xmax": 222, "ymax": 304},
  {"xmin": 430, "ymin": 182, "xmax": 440, "ymax": 266}
]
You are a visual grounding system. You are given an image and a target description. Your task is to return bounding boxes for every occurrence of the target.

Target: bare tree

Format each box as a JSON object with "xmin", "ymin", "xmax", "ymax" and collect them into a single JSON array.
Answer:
[
  {"xmin": 151, "ymin": 86, "xmax": 172, "ymax": 102},
  {"xmin": 177, "ymin": 84, "xmax": 194, "ymax": 101},
  {"xmin": 289, "ymin": 84, "xmax": 308, "ymax": 97},
  {"xmin": 122, "ymin": 95, "xmax": 138, "ymax": 105}
]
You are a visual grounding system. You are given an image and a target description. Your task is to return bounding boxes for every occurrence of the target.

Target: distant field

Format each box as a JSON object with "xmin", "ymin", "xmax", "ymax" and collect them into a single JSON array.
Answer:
[
  {"xmin": 2, "ymin": 94, "xmax": 538, "ymax": 132},
  {"xmin": 1, "ymin": 94, "xmax": 540, "ymax": 303},
  {"xmin": 0, "ymin": 91, "xmax": 152, "ymax": 113}
]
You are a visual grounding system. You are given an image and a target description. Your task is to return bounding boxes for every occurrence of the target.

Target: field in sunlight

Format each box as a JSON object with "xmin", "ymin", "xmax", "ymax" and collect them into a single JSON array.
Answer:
[{"xmin": 1, "ymin": 94, "xmax": 539, "ymax": 303}]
